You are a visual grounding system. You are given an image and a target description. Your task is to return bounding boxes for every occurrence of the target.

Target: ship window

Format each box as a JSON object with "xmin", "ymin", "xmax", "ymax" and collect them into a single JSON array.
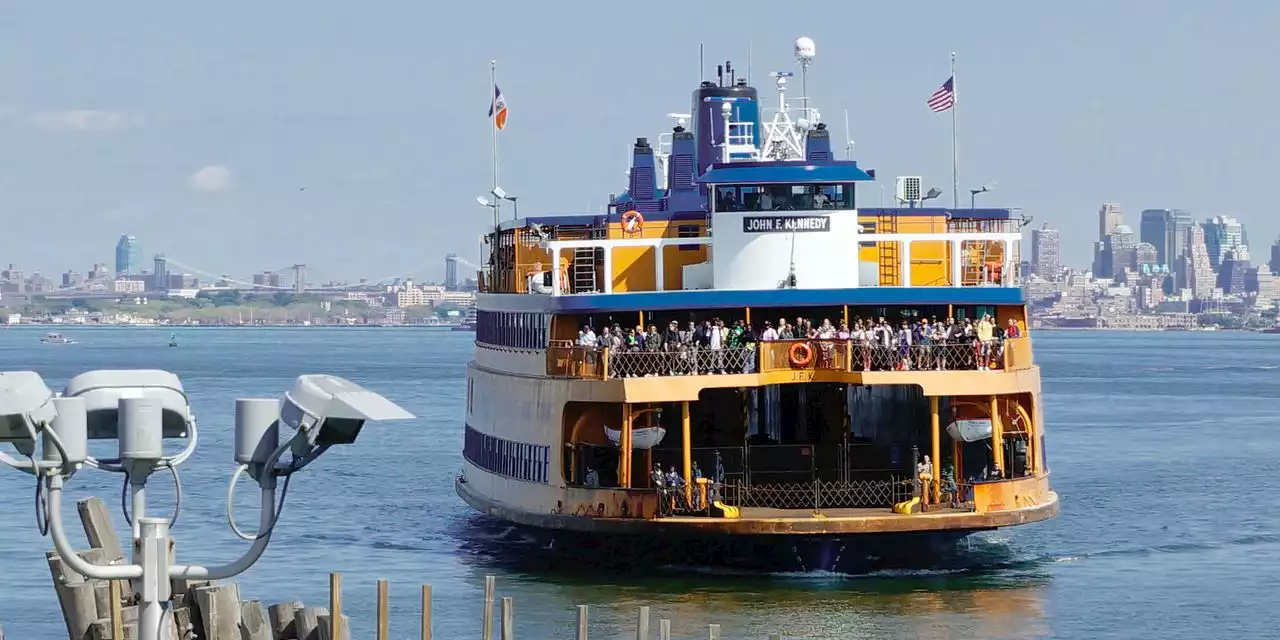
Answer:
[
  {"xmin": 676, "ymin": 224, "xmax": 701, "ymax": 251},
  {"xmin": 463, "ymin": 424, "xmax": 550, "ymax": 484},
  {"xmin": 859, "ymin": 221, "xmax": 877, "ymax": 248}
]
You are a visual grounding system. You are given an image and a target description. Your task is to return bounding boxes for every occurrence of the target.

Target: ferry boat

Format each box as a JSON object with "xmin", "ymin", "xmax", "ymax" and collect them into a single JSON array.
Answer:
[
  {"xmin": 452, "ymin": 308, "xmax": 478, "ymax": 332},
  {"xmin": 456, "ymin": 41, "xmax": 1058, "ymax": 572}
]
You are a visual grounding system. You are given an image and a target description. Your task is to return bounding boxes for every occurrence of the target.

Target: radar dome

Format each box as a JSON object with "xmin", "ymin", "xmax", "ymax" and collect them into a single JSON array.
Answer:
[{"xmin": 795, "ymin": 37, "xmax": 816, "ymax": 60}]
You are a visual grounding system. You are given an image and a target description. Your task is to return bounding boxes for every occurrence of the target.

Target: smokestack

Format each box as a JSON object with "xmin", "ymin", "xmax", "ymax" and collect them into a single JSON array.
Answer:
[
  {"xmin": 716, "ymin": 64, "xmax": 723, "ymax": 87},
  {"xmin": 725, "ymin": 61, "xmax": 733, "ymax": 84}
]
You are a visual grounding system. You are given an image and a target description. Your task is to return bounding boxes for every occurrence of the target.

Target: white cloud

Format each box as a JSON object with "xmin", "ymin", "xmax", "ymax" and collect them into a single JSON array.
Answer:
[
  {"xmin": 27, "ymin": 109, "xmax": 131, "ymax": 132},
  {"xmin": 189, "ymin": 165, "xmax": 232, "ymax": 192}
]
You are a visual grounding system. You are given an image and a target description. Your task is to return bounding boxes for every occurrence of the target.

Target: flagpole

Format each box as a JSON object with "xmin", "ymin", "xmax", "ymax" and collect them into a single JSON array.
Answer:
[
  {"xmin": 950, "ymin": 51, "xmax": 958, "ymax": 210},
  {"xmin": 490, "ymin": 60, "xmax": 501, "ymax": 229}
]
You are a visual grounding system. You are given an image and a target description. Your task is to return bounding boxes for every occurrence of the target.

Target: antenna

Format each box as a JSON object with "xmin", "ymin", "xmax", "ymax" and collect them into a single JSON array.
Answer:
[
  {"xmin": 699, "ymin": 43, "xmax": 704, "ymax": 83},
  {"xmin": 843, "ymin": 109, "xmax": 853, "ymax": 159},
  {"xmin": 747, "ymin": 41, "xmax": 753, "ymax": 86}
]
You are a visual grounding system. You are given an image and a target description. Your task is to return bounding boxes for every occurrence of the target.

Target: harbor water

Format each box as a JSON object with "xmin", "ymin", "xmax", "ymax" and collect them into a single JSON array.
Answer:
[{"xmin": 0, "ymin": 327, "xmax": 1275, "ymax": 639}]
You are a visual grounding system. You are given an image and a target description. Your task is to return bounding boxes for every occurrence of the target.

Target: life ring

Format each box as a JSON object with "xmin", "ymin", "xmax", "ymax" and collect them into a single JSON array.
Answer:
[
  {"xmin": 621, "ymin": 210, "xmax": 644, "ymax": 234},
  {"xmin": 788, "ymin": 342, "xmax": 814, "ymax": 368}
]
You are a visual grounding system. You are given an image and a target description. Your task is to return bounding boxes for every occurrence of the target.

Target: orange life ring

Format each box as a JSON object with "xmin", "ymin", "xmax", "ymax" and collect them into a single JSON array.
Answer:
[
  {"xmin": 788, "ymin": 342, "xmax": 814, "ymax": 368},
  {"xmin": 621, "ymin": 210, "xmax": 644, "ymax": 234}
]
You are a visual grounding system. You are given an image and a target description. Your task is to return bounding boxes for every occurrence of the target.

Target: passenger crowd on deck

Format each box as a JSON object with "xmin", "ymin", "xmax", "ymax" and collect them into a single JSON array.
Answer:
[{"xmin": 574, "ymin": 313, "xmax": 1024, "ymax": 377}]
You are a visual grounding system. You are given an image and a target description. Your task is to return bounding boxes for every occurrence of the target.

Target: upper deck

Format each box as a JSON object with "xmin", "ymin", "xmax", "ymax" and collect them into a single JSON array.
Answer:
[
  {"xmin": 474, "ymin": 65, "xmax": 1025, "ymax": 314},
  {"xmin": 478, "ymin": 203, "xmax": 1025, "ymax": 313}
]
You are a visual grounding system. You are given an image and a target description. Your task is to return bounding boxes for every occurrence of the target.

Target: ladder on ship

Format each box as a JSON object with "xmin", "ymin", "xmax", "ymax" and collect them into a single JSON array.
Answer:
[
  {"xmin": 876, "ymin": 214, "xmax": 898, "ymax": 286},
  {"xmin": 572, "ymin": 248, "xmax": 598, "ymax": 293}
]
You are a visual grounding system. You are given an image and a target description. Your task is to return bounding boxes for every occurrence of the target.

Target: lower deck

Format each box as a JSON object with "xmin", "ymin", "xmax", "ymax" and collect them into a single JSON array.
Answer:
[{"xmin": 456, "ymin": 471, "xmax": 1059, "ymax": 536}]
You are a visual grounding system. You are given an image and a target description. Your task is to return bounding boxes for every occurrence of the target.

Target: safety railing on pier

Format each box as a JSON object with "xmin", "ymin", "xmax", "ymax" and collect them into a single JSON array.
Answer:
[{"xmin": 544, "ymin": 336, "xmax": 1033, "ymax": 379}]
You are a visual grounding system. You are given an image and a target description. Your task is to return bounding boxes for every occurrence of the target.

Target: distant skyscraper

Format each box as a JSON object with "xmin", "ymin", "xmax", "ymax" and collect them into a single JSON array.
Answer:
[
  {"xmin": 1270, "ymin": 237, "xmax": 1280, "ymax": 275},
  {"xmin": 1098, "ymin": 203, "xmax": 1122, "ymax": 242},
  {"xmin": 1030, "ymin": 223, "xmax": 1060, "ymax": 279},
  {"xmin": 1139, "ymin": 208, "xmax": 1193, "ymax": 293},
  {"xmin": 152, "ymin": 254, "xmax": 168, "ymax": 290},
  {"xmin": 1106, "ymin": 224, "xmax": 1136, "ymax": 282},
  {"xmin": 444, "ymin": 253, "xmax": 460, "ymax": 290},
  {"xmin": 115, "ymin": 235, "xmax": 140, "ymax": 275},
  {"xmin": 1203, "ymin": 216, "xmax": 1248, "ymax": 268},
  {"xmin": 1184, "ymin": 223, "xmax": 1215, "ymax": 299}
]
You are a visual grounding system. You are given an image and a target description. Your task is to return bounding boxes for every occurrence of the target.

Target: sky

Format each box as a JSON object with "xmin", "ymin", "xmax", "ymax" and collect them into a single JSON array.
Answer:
[{"xmin": 0, "ymin": 0, "xmax": 1277, "ymax": 284}]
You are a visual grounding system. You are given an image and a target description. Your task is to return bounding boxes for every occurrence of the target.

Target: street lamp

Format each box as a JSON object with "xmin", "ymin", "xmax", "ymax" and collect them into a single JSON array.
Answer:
[
  {"xmin": 921, "ymin": 187, "xmax": 943, "ymax": 206},
  {"xmin": 0, "ymin": 369, "xmax": 414, "ymax": 640},
  {"xmin": 503, "ymin": 195, "xmax": 519, "ymax": 220}
]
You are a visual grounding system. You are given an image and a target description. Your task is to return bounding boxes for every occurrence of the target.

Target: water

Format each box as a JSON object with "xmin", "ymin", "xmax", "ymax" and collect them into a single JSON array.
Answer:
[{"xmin": 0, "ymin": 326, "xmax": 1275, "ymax": 639}]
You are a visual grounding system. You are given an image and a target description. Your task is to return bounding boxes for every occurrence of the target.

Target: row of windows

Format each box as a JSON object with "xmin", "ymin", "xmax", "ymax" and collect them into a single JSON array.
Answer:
[
  {"xmin": 464, "ymin": 424, "xmax": 550, "ymax": 484},
  {"xmin": 476, "ymin": 311, "xmax": 549, "ymax": 349},
  {"xmin": 714, "ymin": 183, "xmax": 855, "ymax": 212}
]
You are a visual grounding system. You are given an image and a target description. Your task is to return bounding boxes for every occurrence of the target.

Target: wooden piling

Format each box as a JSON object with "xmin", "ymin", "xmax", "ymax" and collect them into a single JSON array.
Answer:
[
  {"xmin": 328, "ymin": 573, "xmax": 343, "ymax": 640},
  {"xmin": 376, "ymin": 578, "xmax": 390, "ymax": 640},
  {"xmin": 575, "ymin": 604, "xmax": 588, "ymax": 640},
  {"xmin": 482, "ymin": 575, "xmax": 495, "ymax": 640},
  {"xmin": 658, "ymin": 618, "xmax": 671, "ymax": 640},
  {"xmin": 421, "ymin": 585, "xmax": 433, "ymax": 640},
  {"xmin": 316, "ymin": 613, "xmax": 350, "ymax": 640},
  {"xmin": 267, "ymin": 601, "xmax": 301, "ymax": 639},
  {"xmin": 239, "ymin": 600, "xmax": 270, "ymax": 640},
  {"xmin": 294, "ymin": 606, "xmax": 326, "ymax": 640},
  {"xmin": 194, "ymin": 583, "xmax": 242, "ymax": 640},
  {"xmin": 109, "ymin": 578, "xmax": 124, "ymax": 640},
  {"xmin": 500, "ymin": 597, "xmax": 514, "ymax": 640},
  {"xmin": 636, "ymin": 606, "xmax": 650, "ymax": 640}
]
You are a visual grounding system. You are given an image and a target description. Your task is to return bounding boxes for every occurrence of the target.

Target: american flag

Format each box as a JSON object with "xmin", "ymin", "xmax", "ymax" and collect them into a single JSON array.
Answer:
[{"xmin": 927, "ymin": 76, "xmax": 955, "ymax": 113}]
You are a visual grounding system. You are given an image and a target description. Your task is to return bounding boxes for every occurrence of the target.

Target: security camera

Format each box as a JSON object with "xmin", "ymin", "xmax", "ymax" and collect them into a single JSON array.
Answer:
[
  {"xmin": 62, "ymin": 370, "xmax": 193, "ymax": 440},
  {"xmin": 280, "ymin": 374, "xmax": 414, "ymax": 447},
  {"xmin": 0, "ymin": 371, "xmax": 56, "ymax": 451}
]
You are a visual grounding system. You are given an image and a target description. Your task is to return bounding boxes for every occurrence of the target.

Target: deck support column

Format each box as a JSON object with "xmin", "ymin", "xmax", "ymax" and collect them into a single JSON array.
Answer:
[
  {"xmin": 929, "ymin": 396, "xmax": 941, "ymax": 505},
  {"xmin": 681, "ymin": 400, "xmax": 692, "ymax": 505},
  {"xmin": 989, "ymin": 395, "xmax": 1005, "ymax": 476},
  {"xmin": 621, "ymin": 404, "xmax": 633, "ymax": 488}
]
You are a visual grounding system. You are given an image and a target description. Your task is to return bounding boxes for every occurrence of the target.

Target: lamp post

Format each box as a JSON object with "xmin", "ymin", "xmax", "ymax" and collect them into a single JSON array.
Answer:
[
  {"xmin": 0, "ymin": 369, "xmax": 414, "ymax": 640},
  {"xmin": 503, "ymin": 195, "xmax": 519, "ymax": 220},
  {"xmin": 969, "ymin": 185, "xmax": 991, "ymax": 209}
]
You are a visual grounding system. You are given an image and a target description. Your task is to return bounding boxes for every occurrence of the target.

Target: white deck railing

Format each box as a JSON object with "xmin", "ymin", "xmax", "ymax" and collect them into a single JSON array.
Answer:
[{"xmin": 537, "ymin": 231, "xmax": 1021, "ymax": 296}]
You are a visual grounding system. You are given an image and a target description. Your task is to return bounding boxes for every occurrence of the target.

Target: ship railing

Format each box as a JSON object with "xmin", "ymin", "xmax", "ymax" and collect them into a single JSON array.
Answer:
[
  {"xmin": 550, "ymin": 336, "xmax": 1033, "ymax": 380},
  {"xmin": 717, "ymin": 476, "xmax": 915, "ymax": 511},
  {"xmin": 607, "ymin": 345, "xmax": 756, "ymax": 378},
  {"xmin": 758, "ymin": 336, "xmax": 1032, "ymax": 373},
  {"xmin": 546, "ymin": 345, "xmax": 609, "ymax": 379}
]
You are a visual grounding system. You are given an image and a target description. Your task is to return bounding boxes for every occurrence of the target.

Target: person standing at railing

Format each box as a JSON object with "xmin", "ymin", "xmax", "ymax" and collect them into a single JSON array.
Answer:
[
  {"xmin": 709, "ymin": 318, "xmax": 727, "ymax": 374},
  {"xmin": 1006, "ymin": 317, "xmax": 1021, "ymax": 338},
  {"xmin": 917, "ymin": 455, "xmax": 934, "ymax": 509},
  {"xmin": 977, "ymin": 314, "xmax": 996, "ymax": 370},
  {"xmin": 777, "ymin": 318, "xmax": 795, "ymax": 340},
  {"xmin": 896, "ymin": 320, "xmax": 914, "ymax": 370}
]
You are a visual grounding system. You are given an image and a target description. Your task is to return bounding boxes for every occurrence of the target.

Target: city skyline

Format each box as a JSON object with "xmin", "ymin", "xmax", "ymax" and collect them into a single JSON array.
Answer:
[{"xmin": 0, "ymin": 2, "xmax": 1276, "ymax": 280}]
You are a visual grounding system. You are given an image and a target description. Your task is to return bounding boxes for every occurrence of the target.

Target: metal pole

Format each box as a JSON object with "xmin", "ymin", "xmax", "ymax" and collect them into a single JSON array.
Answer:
[
  {"xmin": 490, "ymin": 61, "xmax": 501, "ymax": 229},
  {"xmin": 950, "ymin": 52, "xmax": 959, "ymax": 210},
  {"xmin": 136, "ymin": 517, "xmax": 172, "ymax": 640}
]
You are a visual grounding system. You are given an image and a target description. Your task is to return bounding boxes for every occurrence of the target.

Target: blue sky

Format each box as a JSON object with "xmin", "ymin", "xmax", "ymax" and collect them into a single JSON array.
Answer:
[{"xmin": 0, "ymin": 0, "xmax": 1276, "ymax": 283}]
